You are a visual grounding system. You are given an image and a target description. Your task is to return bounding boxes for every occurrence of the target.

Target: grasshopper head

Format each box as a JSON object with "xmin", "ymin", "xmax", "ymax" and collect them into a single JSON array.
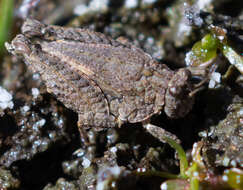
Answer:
[
  {"xmin": 5, "ymin": 34, "xmax": 31, "ymax": 56},
  {"xmin": 164, "ymin": 68, "xmax": 195, "ymax": 118}
]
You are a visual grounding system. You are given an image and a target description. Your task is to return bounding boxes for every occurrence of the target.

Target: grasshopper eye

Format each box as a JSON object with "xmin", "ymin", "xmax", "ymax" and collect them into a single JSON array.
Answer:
[
  {"xmin": 12, "ymin": 41, "xmax": 31, "ymax": 55},
  {"xmin": 21, "ymin": 18, "xmax": 45, "ymax": 37}
]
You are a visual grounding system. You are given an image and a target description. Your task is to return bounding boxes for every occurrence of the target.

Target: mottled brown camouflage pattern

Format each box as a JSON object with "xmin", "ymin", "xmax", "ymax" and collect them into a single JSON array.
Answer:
[{"xmin": 6, "ymin": 19, "xmax": 194, "ymax": 133}]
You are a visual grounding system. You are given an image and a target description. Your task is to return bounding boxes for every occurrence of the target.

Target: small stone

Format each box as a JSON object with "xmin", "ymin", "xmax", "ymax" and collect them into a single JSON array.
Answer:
[{"xmin": 0, "ymin": 86, "xmax": 14, "ymax": 110}]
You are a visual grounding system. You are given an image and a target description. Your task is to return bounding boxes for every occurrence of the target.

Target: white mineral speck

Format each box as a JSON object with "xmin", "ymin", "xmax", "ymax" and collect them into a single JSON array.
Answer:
[
  {"xmin": 185, "ymin": 51, "xmax": 194, "ymax": 66},
  {"xmin": 144, "ymin": 123, "xmax": 152, "ymax": 130},
  {"xmin": 34, "ymin": 140, "xmax": 41, "ymax": 146},
  {"xmin": 191, "ymin": 143, "xmax": 198, "ymax": 157},
  {"xmin": 222, "ymin": 175, "xmax": 228, "ymax": 181},
  {"xmin": 142, "ymin": 0, "xmax": 156, "ymax": 5},
  {"xmin": 9, "ymin": 151, "xmax": 18, "ymax": 158},
  {"xmin": 199, "ymin": 131, "xmax": 207, "ymax": 137},
  {"xmin": 160, "ymin": 183, "xmax": 168, "ymax": 190},
  {"xmin": 96, "ymin": 166, "xmax": 122, "ymax": 190},
  {"xmin": 110, "ymin": 147, "xmax": 117, "ymax": 153},
  {"xmin": 193, "ymin": 171, "xmax": 199, "ymax": 177},
  {"xmin": 138, "ymin": 34, "xmax": 145, "ymax": 41},
  {"xmin": 32, "ymin": 73, "xmax": 40, "ymax": 80},
  {"xmin": 73, "ymin": 148, "xmax": 85, "ymax": 157},
  {"xmin": 74, "ymin": 0, "xmax": 108, "ymax": 16},
  {"xmin": 212, "ymin": 72, "xmax": 221, "ymax": 82},
  {"xmin": 0, "ymin": 86, "xmax": 14, "ymax": 110},
  {"xmin": 237, "ymin": 108, "xmax": 243, "ymax": 118},
  {"xmin": 38, "ymin": 119, "xmax": 46, "ymax": 126},
  {"xmin": 90, "ymin": 0, "xmax": 108, "ymax": 10},
  {"xmin": 111, "ymin": 166, "xmax": 121, "ymax": 175},
  {"xmin": 222, "ymin": 157, "xmax": 230, "ymax": 167},
  {"xmin": 82, "ymin": 157, "xmax": 91, "ymax": 168},
  {"xmin": 218, "ymin": 35, "xmax": 225, "ymax": 41},
  {"xmin": 74, "ymin": 4, "xmax": 88, "ymax": 15},
  {"xmin": 33, "ymin": 119, "xmax": 46, "ymax": 131},
  {"xmin": 208, "ymin": 72, "xmax": 221, "ymax": 89},
  {"xmin": 96, "ymin": 181, "xmax": 106, "ymax": 190},
  {"xmin": 147, "ymin": 37, "xmax": 154, "ymax": 45},
  {"xmin": 125, "ymin": 0, "xmax": 138, "ymax": 8},
  {"xmin": 230, "ymin": 160, "xmax": 237, "ymax": 167},
  {"xmin": 197, "ymin": 0, "xmax": 212, "ymax": 10},
  {"xmin": 32, "ymin": 88, "xmax": 40, "ymax": 98},
  {"xmin": 22, "ymin": 105, "xmax": 30, "ymax": 112},
  {"xmin": 177, "ymin": 20, "xmax": 191, "ymax": 38}
]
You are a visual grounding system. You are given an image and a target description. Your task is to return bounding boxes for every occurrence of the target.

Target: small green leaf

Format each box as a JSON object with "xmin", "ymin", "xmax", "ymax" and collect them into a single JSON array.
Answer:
[
  {"xmin": 191, "ymin": 40, "xmax": 217, "ymax": 63},
  {"xmin": 163, "ymin": 137, "xmax": 188, "ymax": 178},
  {"xmin": 201, "ymin": 34, "xmax": 218, "ymax": 50},
  {"xmin": 186, "ymin": 34, "xmax": 218, "ymax": 67}
]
